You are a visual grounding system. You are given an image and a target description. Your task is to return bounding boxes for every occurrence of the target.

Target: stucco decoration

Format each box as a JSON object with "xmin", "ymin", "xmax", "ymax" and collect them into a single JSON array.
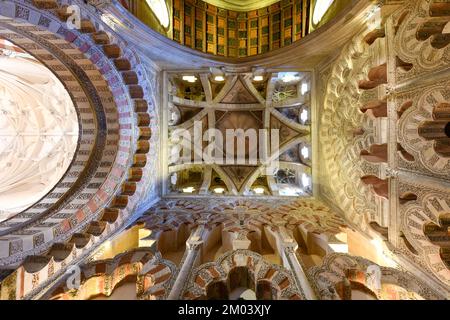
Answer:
[
  {"xmin": 399, "ymin": 183, "xmax": 450, "ymax": 286},
  {"xmin": 308, "ymin": 253, "xmax": 445, "ymax": 300},
  {"xmin": 0, "ymin": 0, "xmax": 159, "ymax": 298},
  {"xmin": 183, "ymin": 249, "xmax": 304, "ymax": 300},
  {"xmin": 397, "ymin": 84, "xmax": 450, "ymax": 176},
  {"xmin": 46, "ymin": 248, "xmax": 176, "ymax": 300},
  {"xmin": 318, "ymin": 30, "xmax": 383, "ymax": 231},
  {"xmin": 394, "ymin": 0, "xmax": 450, "ymax": 176},
  {"xmin": 394, "ymin": 0, "xmax": 450, "ymax": 79},
  {"xmin": 391, "ymin": 0, "xmax": 450, "ymax": 287},
  {"xmin": 139, "ymin": 198, "xmax": 346, "ymax": 238}
]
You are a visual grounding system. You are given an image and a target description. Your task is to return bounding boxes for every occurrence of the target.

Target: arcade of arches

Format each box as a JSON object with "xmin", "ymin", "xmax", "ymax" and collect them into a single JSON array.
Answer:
[{"xmin": 0, "ymin": 0, "xmax": 449, "ymax": 300}]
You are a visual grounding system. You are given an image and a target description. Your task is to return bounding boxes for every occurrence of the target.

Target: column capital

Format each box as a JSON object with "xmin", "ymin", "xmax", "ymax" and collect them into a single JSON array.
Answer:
[
  {"xmin": 276, "ymin": 226, "xmax": 299, "ymax": 251},
  {"xmin": 186, "ymin": 241, "xmax": 202, "ymax": 251},
  {"xmin": 186, "ymin": 224, "xmax": 205, "ymax": 250}
]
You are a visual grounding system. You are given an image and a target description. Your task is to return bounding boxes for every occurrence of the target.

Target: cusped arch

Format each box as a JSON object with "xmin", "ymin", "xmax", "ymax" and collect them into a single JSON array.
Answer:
[
  {"xmin": 0, "ymin": 0, "xmax": 156, "ymax": 300},
  {"xmin": 183, "ymin": 249, "xmax": 303, "ymax": 300},
  {"xmin": 308, "ymin": 253, "xmax": 445, "ymax": 300},
  {"xmin": 46, "ymin": 249, "xmax": 176, "ymax": 300}
]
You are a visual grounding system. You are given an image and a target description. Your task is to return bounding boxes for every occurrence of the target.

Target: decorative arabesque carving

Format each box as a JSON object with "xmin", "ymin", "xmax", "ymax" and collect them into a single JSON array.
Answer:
[
  {"xmin": 399, "ymin": 185, "xmax": 450, "ymax": 286},
  {"xmin": 317, "ymin": 0, "xmax": 450, "ymax": 294},
  {"xmin": 318, "ymin": 30, "xmax": 383, "ymax": 230},
  {"xmin": 394, "ymin": 0, "xmax": 450, "ymax": 79},
  {"xmin": 395, "ymin": 0, "xmax": 450, "ymax": 176},
  {"xmin": 397, "ymin": 85, "xmax": 450, "ymax": 175},
  {"xmin": 392, "ymin": 0, "xmax": 450, "ymax": 288},
  {"xmin": 308, "ymin": 253, "xmax": 445, "ymax": 300},
  {"xmin": 183, "ymin": 249, "xmax": 304, "ymax": 300},
  {"xmin": 139, "ymin": 198, "xmax": 346, "ymax": 241},
  {"xmin": 45, "ymin": 248, "xmax": 177, "ymax": 300}
]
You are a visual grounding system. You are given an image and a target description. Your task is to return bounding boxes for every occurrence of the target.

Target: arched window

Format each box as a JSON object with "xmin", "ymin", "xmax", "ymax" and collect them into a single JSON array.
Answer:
[
  {"xmin": 312, "ymin": 0, "xmax": 336, "ymax": 25},
  {"xmin": 145, "ymin": 0, "xmax": 170, "ymax": 28}
]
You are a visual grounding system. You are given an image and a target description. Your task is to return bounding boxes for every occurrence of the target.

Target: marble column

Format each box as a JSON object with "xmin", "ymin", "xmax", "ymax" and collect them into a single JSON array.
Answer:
[
  {"xmin": 276, "ymin": 227, "xmax": 317, "ymax": 300},
  {"xmin": 167, "ymin": 224, "xmax": 205, "ymax": 300}
]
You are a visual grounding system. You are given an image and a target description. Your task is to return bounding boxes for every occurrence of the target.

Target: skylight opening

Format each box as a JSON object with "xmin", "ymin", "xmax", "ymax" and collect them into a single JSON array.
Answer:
[
  {"xmin": 312, "ymin": 0, "xmax": 335, "ymax": 25},
  {"xmin": 145, "ymin": 0, "xmax": 170, "ymax": 28}
]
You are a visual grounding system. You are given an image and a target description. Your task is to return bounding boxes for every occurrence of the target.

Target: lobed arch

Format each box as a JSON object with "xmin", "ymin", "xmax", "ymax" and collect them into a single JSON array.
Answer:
[
  {"xmin": 136, "ymin": 198, "xmax": 347, "ymax": 266},
  {"xmin": 183, "ymin": 249, "xmax": 304, "ymax": 300},
  {"xmin": 308, "ymin": 253, "xmax": 445, "ymax": 300},
  {"xmin": 46, "ymin": 248, "xmax": 176, "ymax": 300},
  {"xmin": 0, "ymin": 0, "xmax": 157, "ymax": 299},
  {"xmin": 400, "ymin": 191, "xmax": 450, "ymax": 286}
]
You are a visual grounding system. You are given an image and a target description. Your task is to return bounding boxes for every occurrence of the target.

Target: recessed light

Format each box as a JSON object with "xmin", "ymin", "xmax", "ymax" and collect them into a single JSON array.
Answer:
[
  {"xmin": 145, "ymin": 0, "xmax": 170, "ymax": 28},
  {"xmin": 170, "ymin": 173, "xmax": 177, "ymax": 185},
  {"xmin": 301, "ymin": 83, "xmax": 309, "ymax": 95},
  {"xmin": 253, "ymin": 187, "xmax": 265, "ymax": 194},
  {"xmin": 182, "ymin": 186, "xmax": 195, "ymax": 193},
  {"xmin": 182, "ymin": 75, "xmax": 197, "ymax": 83},
  {"xmin": 253, "ymin": 75, "xmax": 264, "ymax": 82},
  {"xmin": 213, "ymin": 187, "xmax": 225, "ymax": 194},
  {"xmin": 301, "ymin": 174, "xmax": 311, "ymax": 188},
  {"xmin": 301, "ymin": 146, "xmax": 309, "ymax": 159},
  {"xmin": 312, "ymin": 0, "xmax": 335, "ymax": 25},
  {"xmin": 214, "ymin": 75, "xmax": 225, "ymax": 82},
  {"xmin": 300, "ymin": 109, "xmax": 308, "ymax": 123}
]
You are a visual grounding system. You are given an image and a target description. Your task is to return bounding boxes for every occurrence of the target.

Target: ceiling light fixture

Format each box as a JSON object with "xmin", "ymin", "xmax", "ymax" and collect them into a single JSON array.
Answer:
[
  {"xmin": 182, "ymin": 186, "xmax": 195, "ymax": 193},
  {"xmin": 301, "ymin": 146, "xmax": 310, "ymax": 159},
  {"xmin": 312, "ymin": 0, "xmax": 335, "ymax": 25},
  {"xmin": 214, "ymin": 75, "xmax": 225, "ymax": 82},
  {"xmin": 252, "ymin": 67, "xmax": 265, "ymax": 82},
  {"xmin": 145, "ymin": 0, "xmax": 170, "ymax": 28},
  {"xmin": 301, "ymin": 83, "xmax": 309, "ymax": 95},
  {"xmin": 253, "ymin": 187, "xmax": 265, "ymax": 194},
  {"xmin": 300, "ymin": 109, "xmax": 308, "ymax": 123},
  {"xmin": 301, "ymin": 174, "xmax": 311, "ymax": 188},
  {"xmin": 182, "ymin": 75, "xmax": 197, "ymax": 83},
  {"xmin": 213, "ymin": 187, "xmax": 225, "ymax": 194}
]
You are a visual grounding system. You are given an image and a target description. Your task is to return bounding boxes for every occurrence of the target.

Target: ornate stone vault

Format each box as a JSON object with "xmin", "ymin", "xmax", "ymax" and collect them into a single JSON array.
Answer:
[
  {"xmin": 139, "ymin": 198, "xmax": 346, "ymax": 238},
  {"xmin": 0, "ymin": 0, "xmax": 159, "ymax": 299},
  {"xmin": 0, "ymin": 0, "xmax": 449, "ymax": 301},
  {"xmin": 163, "ymin": 70, "xmax": 312, "ymax": 197},
  {"xmin": 0, "ymin": 40, "xmax": 79, "ymax": 221},
  {"xmin": 317, "ymin": 0, "xmax": 450, "ymax": 295}
]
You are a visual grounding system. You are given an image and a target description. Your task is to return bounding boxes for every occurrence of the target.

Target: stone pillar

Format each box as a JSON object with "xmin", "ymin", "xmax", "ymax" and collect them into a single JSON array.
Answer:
[
  {"xmin": 276, "ymin": 227, "xmax": 317, "ymax": 300},
  {"xmin": 167, "ymin": 224, "xmax": 205, "ymax": 300}
]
